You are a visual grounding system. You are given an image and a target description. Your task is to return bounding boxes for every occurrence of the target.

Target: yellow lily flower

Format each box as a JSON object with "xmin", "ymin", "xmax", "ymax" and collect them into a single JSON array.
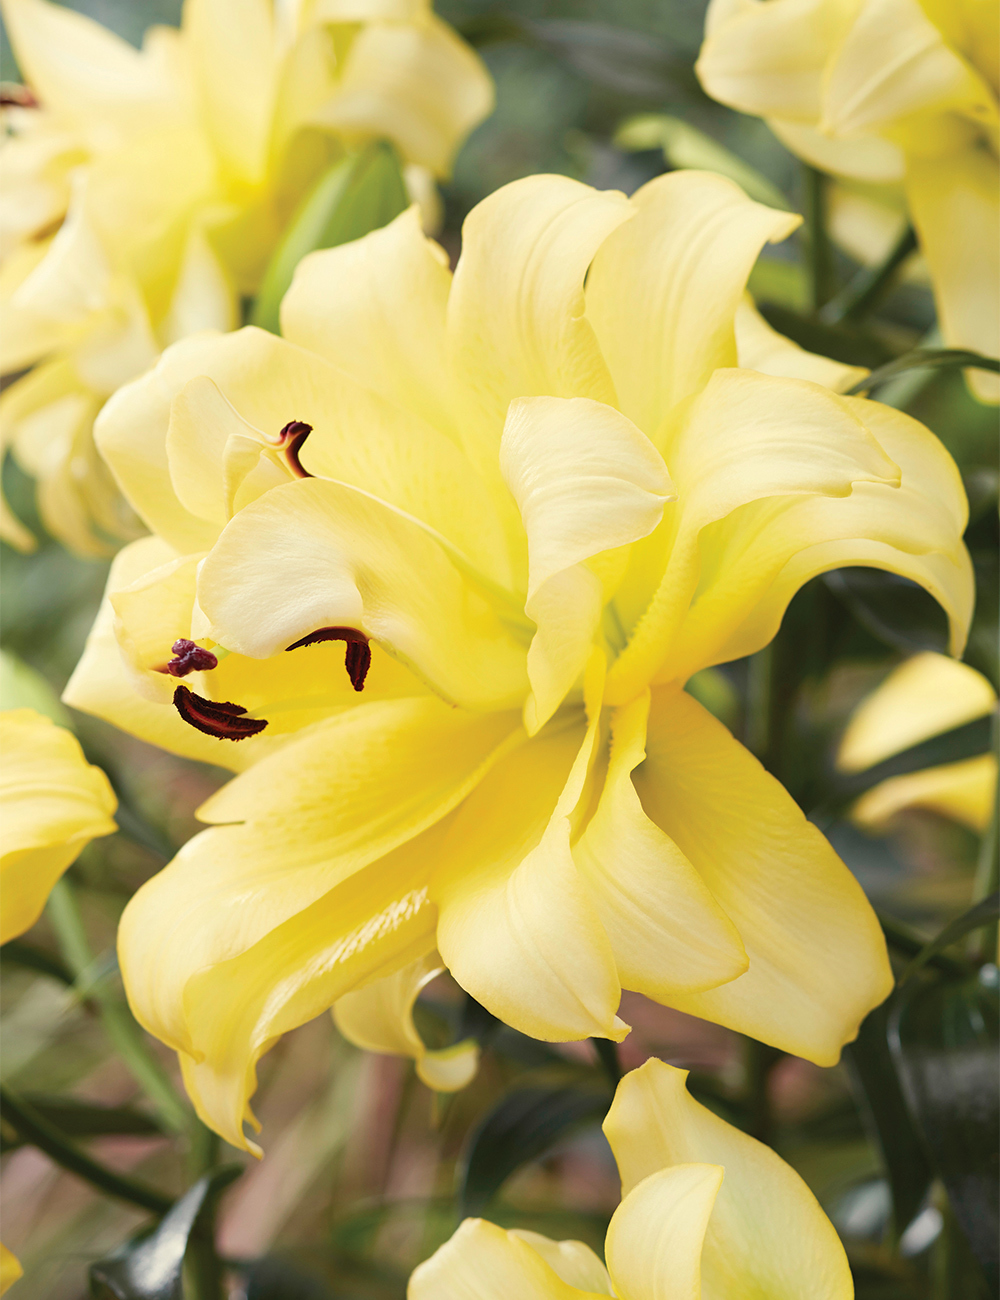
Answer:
[
  {"xmin": 409, "ymin": 1059, "xmax": 853, "ymax": 1298},
  {"xmin": 839, "ymin": 652, "xmax": 997, "ymax": 831},
  {"xmin": 696, "ymin": 0, "xmax": 999, "ymax": 401},
  {"xmin": 334, "ymin": 951, "xmax": 480, "ymax": 1091},
  {"xmin": 0, "ymin": 1245, "xmax": 22, "ymax": 1296},
  {"xmin": 0, "ymin": 708, "xmax": 117, "ymax": 944},
  {"xmin": 0, "ymin": 0, "xmax": 493, "ymax": 554},
  {"xmin": 63, "ymin": 172, "xmax": 973, "ymax": 1150}
]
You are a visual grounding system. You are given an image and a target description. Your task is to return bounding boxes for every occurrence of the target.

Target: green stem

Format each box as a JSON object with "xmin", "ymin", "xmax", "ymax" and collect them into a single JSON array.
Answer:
[
  {"xmin": 591, "ymin": 1037, "xmax": 622, "ymax": 1092},
  {"xmin": 46, "ymin": 878, "xmax": 190, "ymax": 1135},
  {"xmin": 803, "ymin": 166, "xmax": 836, "ymax": 312},
  {"xmin": 184, "ymin": 1125, "xmax": 225, "ymax": 1300},
  {"xmin": 820, "ymin": 224, "xmax": 917, "ymax": 325},
  {"xmin": 1, "ymin": 1086, "xmax": 172, "ymax": 1215},
  {"xmin": 743, "ymin": 1038, "xmax": 783, "ymax": 1144}
]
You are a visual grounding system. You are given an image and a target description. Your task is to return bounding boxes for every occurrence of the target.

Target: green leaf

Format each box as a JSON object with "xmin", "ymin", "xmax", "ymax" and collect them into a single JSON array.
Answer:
[
  {"xmin": 844, "ymin": 1003, "xmax": 934, "ymax": 1240},
  {"xmin": 899, "ymin": 894, "xmax": 1000, "ymax": 984},
  {"xmin": 824, "ymin": 568, "xmax": 950, "ymax": 656},
  {"xmin": 616, "ymin": 113, "xmax": 790, "ymax": 210},
  {"xmin": 846, "ymin": 348, "xmax": 1000, "ymax": 396},
  {"xmin": 459, "ymin": 1085, "xmax": 609, "ymax": 1217},
  {"xmin": 251, "ymin": 140, "xmax": 409, "ymax": 336},
  {"xmin": 757, "ymin": 302, "xmax": 895, "ymax": 367},
  {"xmin": 0, "ymin": 648, "xmax": 72, "ymax": 725},
  {"xmin": 0, "ymin": 938, "xmax": 74, "ymax": 985},
  {"xmin": 889, "ymin": 974, "xmax": 999, "ymax": 1290},
  {"xmin": 89, "ymin": 1165, "xmax": 242, "ymax": 1300}
]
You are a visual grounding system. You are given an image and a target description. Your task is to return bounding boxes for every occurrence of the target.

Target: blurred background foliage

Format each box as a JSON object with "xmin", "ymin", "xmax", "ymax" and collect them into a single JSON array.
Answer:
[{"xmin": 1, "ymin": 1, "xmax": 997, "ymax": 1298}]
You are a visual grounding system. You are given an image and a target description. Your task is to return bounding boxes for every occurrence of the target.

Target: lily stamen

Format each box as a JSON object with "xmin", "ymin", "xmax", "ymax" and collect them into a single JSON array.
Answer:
[
  {"xmin": 276, "ymin": 420, "xmax": 313, "ymax": 478},
  {"xmin": 285, "ymin": 626, "xmax": 371, "ymax": 691},
  {"xmin": 172, "ymin": 685, "xmax": 268, "ymax": 740}
]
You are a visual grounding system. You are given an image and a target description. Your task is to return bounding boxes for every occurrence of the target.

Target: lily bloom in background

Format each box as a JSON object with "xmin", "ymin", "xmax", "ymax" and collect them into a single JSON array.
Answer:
[
  {"xmin": 0, "ymin": 0, "xmax": 493, "ymax": 554},
  {"xmin": 696, "ymin": 0, "xmax": 999, "ymax": 402},
  {"xmin": 64, "ymin": 171, "xmax": 972, "ymax": 1150},
  {"xmin": 0, "ymin": 708, "xmax": 117, "ymax": 944},
  {"xmin": 410, "ymin": 1059, "xmax": 853, "ymax": 1299},
  {"xmin": 839, "ymin": 652, "xmax": 998, "ymax": 833}
]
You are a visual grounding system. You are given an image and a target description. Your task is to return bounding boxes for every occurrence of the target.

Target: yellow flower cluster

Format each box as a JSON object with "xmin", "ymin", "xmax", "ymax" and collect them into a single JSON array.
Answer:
[{"xmin": 0, "ymin": 0, "xmax": 492, "ymax": 553}]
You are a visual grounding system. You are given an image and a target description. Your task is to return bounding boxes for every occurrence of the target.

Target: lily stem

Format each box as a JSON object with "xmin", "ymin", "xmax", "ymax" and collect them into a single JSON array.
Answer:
[
  {"xmin": 820, "ymin": 224, "xmax": 917, "ymax": 326},
  {"xmin": 184, "ymin": 1126, "xmax": 226, "ymax": 1300},
  {"xmin": 591, "ymin": 1037, "xmax": 622, "ymax": 1092},
  {"xmin": 803, "ymin": 166, "xmax": 837, "ymax": 312},
  {"xmin": 46, "ymin": 877, "xmax": 191, "ymax": 1135},
  {"xmin": 0, "ymin": 1085, "xmax": 172, "ymax": 1215}
]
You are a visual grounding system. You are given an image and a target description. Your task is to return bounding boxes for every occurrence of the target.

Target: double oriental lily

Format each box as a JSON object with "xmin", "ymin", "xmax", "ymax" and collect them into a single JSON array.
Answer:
[
  {"xmin": 65, "ymin": 172, "xmax": 973, "ymax": 1149},
  {"xmin": 0, "ymin": 0, "xmax": 492, "ymax": 553},
  {"xmin": 696, "ymin": 0, "xmax": 1000, "ymax": 402}
]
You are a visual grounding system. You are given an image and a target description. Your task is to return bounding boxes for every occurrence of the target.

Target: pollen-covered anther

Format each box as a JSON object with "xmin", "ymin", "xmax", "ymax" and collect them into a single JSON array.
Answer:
[
  {"xmin": 0, "ymin": 84, "xmax": 39, "ymax": 108},
  {"xmin": 160, "ymin": 638, "xmax": 218, "ymax": 677},
  {"xmin": 285, "ymin": 626, "xmax": 371, "ymax": 691},
  {"xmin": 172, "ymin": 685, "xmax": 268, "ymax": 741},
  {"xmin": 276, "ymin": 420, "xmax": 313, "ymax": 478}
]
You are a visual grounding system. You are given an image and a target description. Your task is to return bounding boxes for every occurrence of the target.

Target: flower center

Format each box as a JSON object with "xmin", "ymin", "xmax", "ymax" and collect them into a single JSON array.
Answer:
[{"xmin": 159, "ymin": 638, "xmax": 219, "ymax": 677}]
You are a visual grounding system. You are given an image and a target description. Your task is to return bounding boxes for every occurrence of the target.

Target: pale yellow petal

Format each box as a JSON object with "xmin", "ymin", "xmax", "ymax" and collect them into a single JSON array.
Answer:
[
  {"xmin": 574, "ymin": 692, "xmax": 749, "ymax": 1000},
  {"xmin": 735, "ymin": 295, "xmax": 868, "ymax": 392},
  {"xmin": 432, "ymin": 721, "xmax": 628, "ymax": 1044},
  {"xmin": 447, "ymin": 175, "xmax": 632, "ymax": 436},
  {"xmin": 508, "ymin": 1233, "xmax": 613, "ymax": 1295},
  {"xmin": 0, "ymin": 708, "xmax": 116, "ymax": 944},
  {"xmin": 607, "ymin": 368, "xmax": 899, "ymax": 702},
  {"xmin": 585, "ymin": 171, "xmax": 800, "ymax": 449},
  {"xmin": 408, "ymin": 1218, "xmax": 604, "ymax": 1300},
  {"xmin": 119, "ymin": 697, "xmax": 520, "ymax": 1061},
  {"xmin": 604, "ymin": 1164, "xmax": 723, "ymax": 1300},
  {"xmin": 633, "ymin": 689, "xmax": 892, "ymax": 1065},
  {"xmin": 334, "ymin": 950, "xmax": 479, "ymax": 1092},
  {"xmin": 906, "ymin": 147, "xmax": 1000, "ymax": 403},
  {"xmin": 281, "ymin": 206, "xmax": 457, "ymax": 439},
  {"xmin": 196, "ymin": 477, "xmax": 527, "ymax": 710},
  {"xmin": 852, "ymin": 754, "xmax": 997, "ymax": 831},
  {"xmin": 655, "ymin": 396, "xmax": 973, "ymax": 685},
  {"xmin": 313, "ymin": 12, "xmax": 494, "ymax": 177},
  {"xmin": 767, "ymin": 116, "xmax": 906, "ymax": 182},
  {"xmin": 604, "ymin": 1060, "xmax": 854, "ymax": 1299},
  {"xmin": 839, "ymin": 651, "xmax": 996, "ymax": 772}
]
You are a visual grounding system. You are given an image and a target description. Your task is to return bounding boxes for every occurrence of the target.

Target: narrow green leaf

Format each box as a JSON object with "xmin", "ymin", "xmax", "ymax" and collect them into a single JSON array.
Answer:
[
  {"xmin": 459, "ymin": 1085, "xmax": 608, "ymax": 1217},
  {"xmin": 89, "ymin": 1165, "xmax": 241, "ymax": 1300},
  {"xmin": 1, "ymin": 1095, "xmax": 163, "ymax": 1154},
  {"xmin": 757, "ymin": 302, "xmax": 895, "ymax": 367},
  {"xmin": 846, "ymin": 348, "xmax": 1000, "ymax": 396},
  {"xmin": 0, "ymin": 938, "xmax": 74, "ymax": 984},
  {"xmin": 251, "ymin": 140, "xmax": 409, "ymax": 336},
  {"xmin": 616, "ymin": 113, "xmax": 790, "ymax": 210},
  {"xmin": 889, "ymin": 974, "xmax": 999, "ymax": 1289},
  {"xmin": 899, "ymin": 894, "xmax": 1000, "ymax": 985},
  {"xmin": 844, "ymin": 1003, "xmax": 934, "ymax": 1240}
]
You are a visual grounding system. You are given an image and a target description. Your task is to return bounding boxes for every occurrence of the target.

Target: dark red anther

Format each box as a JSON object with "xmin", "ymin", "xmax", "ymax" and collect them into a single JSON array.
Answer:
[
  {"xmin": 162, "ymin": 638, "xmax": 218, "ymax": 677},
  {"xmin": 285, "ymin": 626, "xmax": 371, "ymax": 691},
  {"xmin": 277, "ymin": 420, "xmax": 313, "ymax": 478},
  {"xmin": 172, "ymin": 685, "xmax": 268, "ymax": 740}
]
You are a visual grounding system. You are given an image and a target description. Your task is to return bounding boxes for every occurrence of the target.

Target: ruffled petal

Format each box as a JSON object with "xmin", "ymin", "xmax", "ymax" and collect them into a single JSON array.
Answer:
[
  {"xmin": 500, "ymin": 395, "xmax": 672, "ymax": 728},
  {"xmin": 632, "ymin": 689, "xmax": 892, "ymax": 1065},
  {"xmin": 0, "ymin": 709, "xmax": 117, "ymax": 944},
  {"xmin": 574, "ymin": 692, "xmax": 749, "ymax": 1000},
  {"xmin": 586, "ymin": 173, "xmax": 800, "ymax": 449},
  {"xmin": 604, "ymin": 1164, "xmax": 723, "ymax": 1300},
  {"xmin": 604, "ymin": 1060, "xmax": 854, "ymax": 1299},
  {"xmin": 447, "ymin": 176, "xmax": 633, "ymax": 437},
  {"xmin": 312, "ymin": 11, "xmax": 494, "ymax": 176},
  {"xmin": 334, "ymin": 950, "xmax": 479, "ymax": 1092},
  {"xmin": 408, "ymin": 1218, "xmax": 602, "ymax": 1300},
  {"xmin": 906, "ymin": 147, "xmax": 1000, "ymax": 403},
  {"xmin": 195, "ymin": 477, "xmax": 527, "ymax": 710}
]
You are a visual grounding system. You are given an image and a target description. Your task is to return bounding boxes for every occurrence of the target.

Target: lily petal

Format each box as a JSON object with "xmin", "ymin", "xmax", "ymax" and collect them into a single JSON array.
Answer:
[
  {"xmin": 196, "ymin": 477, "xmax": 527, "ymax": 710},
  {"xmin": 508, "ymin": 1233, "xmax": 613, "ymax": 1294},
  {"xmin": 604, "ymin": 1164, "xmax": 723, "ymax": 1300},
  {"xmin": 633, "ymin": 688, "xmax": 893, "ymax": 1065},
  {"xmin": 333, "ymin": 950, "xmax": 480, "ymax": 1091},
  {"xmin": 574, "ymin": 692, "xmax": 749, "ymax": 1000},
  {"xmin": 906, "ymin": 147, "xmax": 999, "ymax": 403},
  {"xmin": 500, "ymin": 395, "xmax": 672, "ymax": 728},
  {"xmin": 408, "ymin": 1218, "xmax": 603, "ymax": 1300},
  {"xmin": 604, "ymin": 1060, "xmax": 854, "ymax": 1299},
  {"xmin": 447, "ymin": 175, "xmax": 633, "ymax": 435},
  {"xmin": 735, "ymin": 295, "xmax": 868, "ymax": 392},
  {"xmin": 0, "ymin": 708, "xmax": 117, "ymax": 944},
  {"xmin": 852, "ymin": 756, "xmax": 998, "ymax": 832},
  {"xmin": 585, "ymin": 171, "xmax": 800, "ymax": 448}
]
